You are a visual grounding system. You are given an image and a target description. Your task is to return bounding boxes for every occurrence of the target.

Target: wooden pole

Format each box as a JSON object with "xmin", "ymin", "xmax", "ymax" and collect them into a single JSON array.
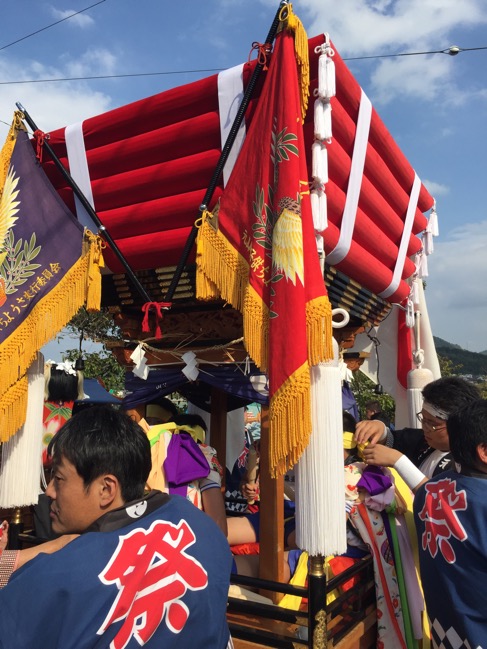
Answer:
[{"xmin": 257, "ymin": 404, "xmax": 284, "ymax": 600}]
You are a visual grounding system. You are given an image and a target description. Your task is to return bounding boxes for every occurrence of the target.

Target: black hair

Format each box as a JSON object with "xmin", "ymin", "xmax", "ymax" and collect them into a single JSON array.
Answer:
[
  {"xmin": 422, "ymin": 377, "xmax": 481, "ymax": 416},
  {"xmin": 342, "ymin": 410, "xmax": 357, "ymax": 432},
  {"xmin": 46, "ymin": 367, "xmax": 82, "ymax": 402},
  {"xmin": 146, "ymin": 396, "xmax": 179, "ymax": 421},
  {"xmin": 447, "ymin": 399, "xmax": 487, "ymax": 471},
  {"xmin": 173, "ymin": 413, "xmax": 208, "ymax": 433},
  {"xmin": 365, "ymin": 400, "xmax": 381, "ymax": 413},
  {"xmin": 47, "ymin": 405, "xmax": 151, "ymax": 502}
]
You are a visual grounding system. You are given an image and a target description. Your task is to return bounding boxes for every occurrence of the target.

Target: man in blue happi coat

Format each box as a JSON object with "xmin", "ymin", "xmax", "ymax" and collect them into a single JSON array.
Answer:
[
  {"xmin": 0, "ymin": 405, "xmax": 233, "ymax": 649},
  {"xmin": 414, "ymin": 399, "xmax": 487, "ymax": 648}
]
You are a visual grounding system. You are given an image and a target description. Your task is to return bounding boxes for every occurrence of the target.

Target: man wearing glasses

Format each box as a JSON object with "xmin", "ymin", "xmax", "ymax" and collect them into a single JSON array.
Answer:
[{"xmin": 355, "ymin": 377, "xmax": 481, "ymax": 492}]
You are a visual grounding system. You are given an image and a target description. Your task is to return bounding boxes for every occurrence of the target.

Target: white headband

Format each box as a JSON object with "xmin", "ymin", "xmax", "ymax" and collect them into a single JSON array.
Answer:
[{"xmin": 422, "ymin": 400, "xmax": 449, "ymax": 420}]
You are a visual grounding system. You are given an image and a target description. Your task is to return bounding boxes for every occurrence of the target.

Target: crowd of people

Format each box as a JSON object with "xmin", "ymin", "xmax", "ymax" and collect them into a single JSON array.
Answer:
[{"xmin": 0, "ymin": 366, "xmax": 486, "ymax": 648}]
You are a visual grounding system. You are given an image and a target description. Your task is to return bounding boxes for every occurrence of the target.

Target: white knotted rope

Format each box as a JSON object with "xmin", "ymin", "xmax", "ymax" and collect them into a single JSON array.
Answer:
[{"xmin": 311, "ymin": 35, "xmax": 335, "ymax": 237}]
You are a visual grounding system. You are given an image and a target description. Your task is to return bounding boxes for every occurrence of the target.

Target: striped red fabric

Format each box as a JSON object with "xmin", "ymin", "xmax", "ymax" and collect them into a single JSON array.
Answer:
[{"xmin": 38, "ymin": 34, "xmax": 433, "ymax": 304}]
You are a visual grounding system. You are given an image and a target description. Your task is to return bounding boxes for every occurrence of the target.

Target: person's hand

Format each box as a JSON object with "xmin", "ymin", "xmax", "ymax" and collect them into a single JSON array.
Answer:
[
  {"xmin": 355, "ymin": 419, "xmax": 387, "ymax": 445},
  {"xmin": 241, "ymin": 482, "xmax": 259, "ymax": 501},
  {"xmin": 361, "ymin": 444, "xmax": 402, "ymax": 468},
  {"xmin": 0, "ymin": 520, "xmax": 8, "ymax": 551}
]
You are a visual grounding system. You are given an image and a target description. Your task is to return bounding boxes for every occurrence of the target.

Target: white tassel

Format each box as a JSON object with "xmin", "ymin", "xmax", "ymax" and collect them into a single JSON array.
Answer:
[
  {"xmin": 424, "ymin": 228, "xmax": 434, "ymax": 256},
  {"xmin": 322, "ymin": 101, "xmax": 332, "ymax": 140},
  {"xmin": 317, "ymin": 45, "xmax": 336, "ymax": 99},
  {"xmin": 313, "ymin": 100, "xmax": 332, "ymax": 142},
  {"xmin": 295, "ymin": 339, "xmax": 347, "ymax": 556},
  {"xmin": 312, "ymin": 141, "xmax": 328, "ymax": 184},
  {"xmin": 0, "ymin": 354, "xmax": 45, "ymax": 508},
  {"xmin": 314, "ymin": 99, "xmax": 326, "ymax": 141},
  {"xmin": 429, "ymin": 202, "xmax": 439, "ymax": 236},
  {"xmin": 420, "ymin": 252, "xmax": 429, "ymax": 277},
  {"xmin": 411, "ymin": 278, "xmax": 420, "ymax": 306},
  {"xmin": 311, "ymin": 184, "xmax": 328, "ymax": 232}
]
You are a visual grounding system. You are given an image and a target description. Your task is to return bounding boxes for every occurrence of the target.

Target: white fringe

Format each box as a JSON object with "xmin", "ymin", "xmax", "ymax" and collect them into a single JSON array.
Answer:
[
  {"xmin": 313, "ymin": 100, "xmax": 332, "ymax": 141},
  {"xmin": 0, "ymin": 354, "xmax": 45, "ymax": 508},
  {"xmin": 317, "ymin": 48, "xmax": 336, "ymax": 99},
  {"xmin": 295, "ymin": 341, "xmax": 347, "ymax": 556}
]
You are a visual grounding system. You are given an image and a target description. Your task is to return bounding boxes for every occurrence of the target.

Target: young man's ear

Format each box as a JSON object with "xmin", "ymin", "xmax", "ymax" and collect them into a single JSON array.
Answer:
[
  {"xmin": 98, "ymin": 474, "xmax": 121, "ymax": 507},
  {"xmin": 476, "ymin": 443, "xmax": 487, "ymax": 467}
]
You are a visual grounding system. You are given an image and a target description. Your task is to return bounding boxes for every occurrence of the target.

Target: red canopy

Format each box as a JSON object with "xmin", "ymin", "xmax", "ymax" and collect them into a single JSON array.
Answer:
[{"xmin": 40, "ymin": 34, "xmax": 433, "ymax": 304}]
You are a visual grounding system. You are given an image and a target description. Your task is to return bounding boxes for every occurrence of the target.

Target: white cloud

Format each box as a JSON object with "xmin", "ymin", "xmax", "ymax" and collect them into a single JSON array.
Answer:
[
  {"xmin": 0, "ymin": 55, "xmax": 113, "ymax": 139},
  {"xmin": 422, "ymin": 179, "xmax": 450, "ymax": 196},
  {"xmin": 60, "ymin": 48, "xmax": 118, "ymax": 78},
  {"xmin": 300, "ymin": 0, "xmax": 487, "ymax": 56},
  {"xmin": 49, "ymin": 7, "xmax": 95, "ymax": 28},
  {"xmin": 256, "ymin": 0, "xmax": 487, "ymax": 104},
  {"xmin": 424, "ymin": 221, "xmax": 487, "ymax": 351}
]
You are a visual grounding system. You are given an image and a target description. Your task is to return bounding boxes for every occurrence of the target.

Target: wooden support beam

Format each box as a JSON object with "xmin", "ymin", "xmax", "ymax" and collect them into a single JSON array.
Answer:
[
  {"xmin": 257, "ymin": 405, "xmax": 284, "ymax": 600},
  {"xmin": 210, "ymin": 386, "xmax": 228, "ymax": 490}
]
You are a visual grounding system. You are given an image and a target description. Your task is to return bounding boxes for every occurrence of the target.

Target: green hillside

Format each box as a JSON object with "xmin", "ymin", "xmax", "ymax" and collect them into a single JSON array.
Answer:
[{"xmin": 434, "ymin": 337, "xmax": 487, "ymax": 377}]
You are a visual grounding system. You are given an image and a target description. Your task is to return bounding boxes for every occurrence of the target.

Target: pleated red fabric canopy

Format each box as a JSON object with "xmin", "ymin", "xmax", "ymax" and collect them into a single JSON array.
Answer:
[{"xmin": 40, "ymin": 34, "xmax": 434, "ymax": 305}]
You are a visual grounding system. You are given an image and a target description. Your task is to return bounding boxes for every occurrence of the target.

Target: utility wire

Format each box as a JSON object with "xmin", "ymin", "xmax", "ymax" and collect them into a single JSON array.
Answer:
[
  {"xmin": 0, "ymin": 69, "xmax": 223, "ymax": 85},
  {"xmin": 0, "ymin": 44, "xmax": 485, "ymax": 86},
  {"xmin": 0, "ymin": 0, "xmax": 107, "ymax": 52}
]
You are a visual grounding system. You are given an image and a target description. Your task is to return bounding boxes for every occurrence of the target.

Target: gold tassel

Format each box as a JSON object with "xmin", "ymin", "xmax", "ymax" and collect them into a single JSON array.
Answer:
[
  {"xmin": 0, "ymin": 112, "xmax": 26, "ymax": 198},
  {"xmin": 306, "ymin": 294, "xmax": 333, "ymax": 365},
  {"xmin": 284, "ymin": 4, "xmax": 310, "ymax": 119},
  {"xmin": 83, "ymin": 230, "xmax": 105, "ymax": 311},
  {"xmin": 269, "ymin": 361, "xmax": 311, "ymax": 476},
  {"xmin": 0, "ymin": 376, "xmax": 28, "ymax": 442}
]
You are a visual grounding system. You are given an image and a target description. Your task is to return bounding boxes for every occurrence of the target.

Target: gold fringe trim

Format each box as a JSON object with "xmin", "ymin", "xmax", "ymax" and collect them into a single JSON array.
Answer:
[
  {"xmin": 196, "ymin": 216, "xmax": 269, "ymax": 371},
  {"xmin": 84, "ymin": 230, "xmax": 105, "ymax": 311},
  {"xmin": 0, "ymin": 112, "xmax": 26, "ymax": 200},
  {"xmin": 306, "ymin": 294, "xmax": 333, "ymax": 365},
  {"xmin": 0, "ymin": 233, "xmax": 103, "ymax": 441},
  {"xmin": 269, "ymin": 361, "xmax": 311, "ymax": 476},
  {"xmin": 284, "ymin": 5, "xmax": 310, "ymax": 119},
  {"xmin": 0, "ymin": 376, "xmax": 28, "ymax": 442}
]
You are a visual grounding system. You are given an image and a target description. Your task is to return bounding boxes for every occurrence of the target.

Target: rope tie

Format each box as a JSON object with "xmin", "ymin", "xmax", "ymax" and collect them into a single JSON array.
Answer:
[
  {"xmin": 33, "ymin": 129, "xmax": 48, "ymax": 163},
  {"xmin": 248, "ymin": 42, "xmax": 271, "ymax": 70},
  {"xmin": 141, "ymin": 301, "xmax": 172, "ymax": 340}
]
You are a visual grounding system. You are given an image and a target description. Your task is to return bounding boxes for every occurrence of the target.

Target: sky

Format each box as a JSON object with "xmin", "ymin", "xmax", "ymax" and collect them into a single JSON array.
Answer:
[{"xmin": 1, "ymin": 0, "xmax": 486, "ymax": 353}]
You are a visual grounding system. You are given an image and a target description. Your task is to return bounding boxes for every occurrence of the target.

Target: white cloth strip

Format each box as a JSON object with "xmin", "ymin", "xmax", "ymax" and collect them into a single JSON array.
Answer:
[
  {"xmin": 217, "ymin": 64, "xmax": 246, "ymax": 187},
  {"xmin": 326, "ymin": 90, "xmax": 372, "ymax": 265},
  {"xmin": 65, "ymin": 122, "xmax": 98, "ymax": 231},
  {"xmin": 379, "ymin": 173, "xmax": 421, "ymax": 299}
]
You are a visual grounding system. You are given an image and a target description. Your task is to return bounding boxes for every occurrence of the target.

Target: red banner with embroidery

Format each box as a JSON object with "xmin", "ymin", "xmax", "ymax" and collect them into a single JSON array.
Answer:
[{"xmin": 196, "ymin": 27, "xmax": 332, "ymax": 476}]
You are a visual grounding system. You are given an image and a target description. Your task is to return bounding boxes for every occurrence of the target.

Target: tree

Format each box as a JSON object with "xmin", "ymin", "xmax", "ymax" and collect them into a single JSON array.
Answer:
[
  {"xmin": 61, "ymin": 307, "xmax": 125, "ymax": 393},
  {"xmin": 350, "ymin": 371, "xmax": 395, "ymax": 424},
  {"xmin": 437, "ymin": 354, "xmax": 463, "ymax": 377}
]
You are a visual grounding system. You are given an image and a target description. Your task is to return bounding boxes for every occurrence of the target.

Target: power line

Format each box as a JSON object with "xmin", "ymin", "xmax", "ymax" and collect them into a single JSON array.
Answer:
[
  {"xmin": 343, "ymin": 44, "xmax": 487, "ymax": 61},
  {"xmin": 0, "ymin": 69, "xmax": 224, "ymax": 85},
  {"xmin": 0, "ymin": 0, "xmax": 107, "ymax": 52},
  {"xmin": 0, "ymin": 44, "xmax": 485, "ymax": 86}
]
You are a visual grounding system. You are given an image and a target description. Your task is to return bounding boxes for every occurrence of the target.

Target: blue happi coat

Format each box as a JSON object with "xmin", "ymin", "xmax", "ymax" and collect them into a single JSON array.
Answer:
[
  {"xmin": 0, "ymin": 492, "xmax": 232, "ymax": 649},
  {"xmin": 414, "ymin": 470, "xmax": 487, "ymax": 649}
]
